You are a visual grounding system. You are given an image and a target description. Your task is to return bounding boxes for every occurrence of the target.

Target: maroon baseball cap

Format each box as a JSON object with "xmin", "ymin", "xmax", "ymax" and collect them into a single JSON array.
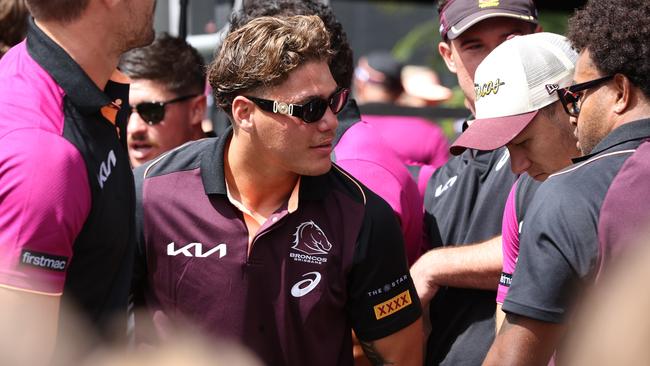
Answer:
[{"xmin": 438, "ymin": 0, "xmax": 538, "ymax": 40}]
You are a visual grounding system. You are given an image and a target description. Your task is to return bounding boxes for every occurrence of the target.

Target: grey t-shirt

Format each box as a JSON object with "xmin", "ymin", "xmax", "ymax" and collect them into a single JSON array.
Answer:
[{"xmin": 504, "ymin": 119, "xmax": 650, "ymax": 323}]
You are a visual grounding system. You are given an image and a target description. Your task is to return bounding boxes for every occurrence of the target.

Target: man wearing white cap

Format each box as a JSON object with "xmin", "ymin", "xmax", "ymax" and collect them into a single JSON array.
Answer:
[{"xmin": 448, "ymin": 32, "xmax": 580, "ymax": 333}]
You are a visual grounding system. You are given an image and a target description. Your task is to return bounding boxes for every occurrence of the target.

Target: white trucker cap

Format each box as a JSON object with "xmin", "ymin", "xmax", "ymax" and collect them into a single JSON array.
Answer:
[{"xmin": 450, "ymin": 32, "xmax": 578, "ymax": 155}]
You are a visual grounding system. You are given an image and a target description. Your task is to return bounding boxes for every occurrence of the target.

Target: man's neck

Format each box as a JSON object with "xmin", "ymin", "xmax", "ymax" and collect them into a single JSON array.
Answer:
[
  {"xmin": 35, "ymin": 19, "xmax": 118, "ymax": 90},
  {"xmin": 225, "ymin": 137, "xmax": 299, "ymax": 219}
]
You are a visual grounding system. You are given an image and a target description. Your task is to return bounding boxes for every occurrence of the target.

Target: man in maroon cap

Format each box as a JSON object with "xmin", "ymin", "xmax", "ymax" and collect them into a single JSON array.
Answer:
[{"xmin": 409, "ymin": 0, "xmax": 540, "ymax": 364}]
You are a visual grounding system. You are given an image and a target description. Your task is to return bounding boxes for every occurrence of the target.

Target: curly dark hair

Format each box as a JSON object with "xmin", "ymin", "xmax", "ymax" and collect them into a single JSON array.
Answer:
[
  {"xmin": 119, "ymin": 33, "xmax": 205, "ymax": 97},
  {"xmin": 209, "ymin": 15, "xmax": 332, "ymax": 116},
  {"xmin": 229, "ymin": 0, "xmax": 354, "ymax": 89},
  {"xmin": 568, "ymin": 0, "xmax": 650, "ymax": 97}
]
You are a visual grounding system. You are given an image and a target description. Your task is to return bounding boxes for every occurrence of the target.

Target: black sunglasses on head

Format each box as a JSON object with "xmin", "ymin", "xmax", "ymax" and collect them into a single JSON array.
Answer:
[
  {"xmin": 245, "ymin": 87, "xmax": 350, "ymax": 123},
  {"xmin": 129, "ymin": 94, "xmax": 200, "ymax": 125},
  {"xmin": 556, "ymin": 75, "xmax": 614, "ymax": 117}
]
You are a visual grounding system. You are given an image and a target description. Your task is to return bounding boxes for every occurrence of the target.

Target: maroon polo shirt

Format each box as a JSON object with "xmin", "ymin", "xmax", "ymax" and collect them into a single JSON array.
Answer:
[{"xmin": 133, "ymin": 129, "xmax": 421, "ymax": 365}]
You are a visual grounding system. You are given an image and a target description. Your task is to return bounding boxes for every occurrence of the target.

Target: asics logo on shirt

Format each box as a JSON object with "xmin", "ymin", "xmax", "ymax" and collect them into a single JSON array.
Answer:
[
  {"xmin": 97, "ymin": 149, "xmax": 116, "ymax": 189},
  {"xmin": 166, "ymin": 242, "xmax": 227, "ymax": 258},
  {"xmin": 291, "ymin": 271, "xmax": 321, "ymax": 297},
  {"xmin": 495, "ymin": 149, "xmax": 510, "ymax": 172},
  {"xmin": 435, "ymin": 176, "xmax": 458, "ymax": 197}
]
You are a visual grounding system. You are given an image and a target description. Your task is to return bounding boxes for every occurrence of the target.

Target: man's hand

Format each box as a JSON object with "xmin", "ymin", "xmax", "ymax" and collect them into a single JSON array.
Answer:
[
  {"xmin": 409, "ymin": 236, "xmax": 502, "ymax": 308},
  {"xmin": 409, "ymin": 256, "xmax": 440, "ymax": 308}
]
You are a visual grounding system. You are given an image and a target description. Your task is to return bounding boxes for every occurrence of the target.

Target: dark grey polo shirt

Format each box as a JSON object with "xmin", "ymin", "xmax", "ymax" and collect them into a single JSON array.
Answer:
[
  {"xmin": 424, "ymin": 146, "xmax": 518, "ymax": 366},
  {"xmin": 504, "ymin": 119, "xmax": 650, "ymax": 323},
  {"xmin": 133, "ymin": 129, "xmax": 421, "ymax": 366}
]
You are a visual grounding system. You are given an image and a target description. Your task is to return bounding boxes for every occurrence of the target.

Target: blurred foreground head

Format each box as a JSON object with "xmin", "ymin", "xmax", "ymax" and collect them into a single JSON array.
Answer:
[{"xmin": 564, "ymin": 230, "xmax": 650, "ymax": 365}]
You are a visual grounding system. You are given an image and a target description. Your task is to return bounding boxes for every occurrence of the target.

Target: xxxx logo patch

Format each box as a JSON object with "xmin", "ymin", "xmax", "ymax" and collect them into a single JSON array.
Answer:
[{"xmin": 373, "ymin": 290, "xmax": 413, "ymax": 320}]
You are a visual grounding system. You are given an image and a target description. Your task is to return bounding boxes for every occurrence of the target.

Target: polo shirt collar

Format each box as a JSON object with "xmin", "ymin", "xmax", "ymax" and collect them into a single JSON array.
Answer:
[
  {"xmin": 574, "ymin": 118, "xmax": 650, "ymax": 163},
  {"xmin": 201, "ymin": 128, "xmax": 229, "ymax": 195},
  {"xmin": 200, "ymin": 126, "xmax": 332, "ymax": 201},
  {"xmin": 25, "ymin": 17, "xmax": 115, "ymax": 116}
]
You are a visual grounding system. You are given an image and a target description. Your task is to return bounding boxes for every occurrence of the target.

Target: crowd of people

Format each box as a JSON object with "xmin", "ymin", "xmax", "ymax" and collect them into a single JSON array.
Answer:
[{"xmin": 1, "ymin": 0, "xmax": 649, "ymax": 365}]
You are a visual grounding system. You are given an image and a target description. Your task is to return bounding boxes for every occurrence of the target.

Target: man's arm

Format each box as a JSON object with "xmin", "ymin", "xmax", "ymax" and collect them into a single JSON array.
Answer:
[
  {"xmin": 483, "ymin": 313, "xmax": 563, "ymax": 366},
  {"xmin": 495, "ymin": 303, "xmax": 506, "ymax": 334},
  {"xmin": 0, "ymin": 131, "xmax": 90, "ymax": 360},
  {"xmin": 0, "ymin": 288, "xmax": 60, "ymax": 364},
  {"xmin": 359, "ymin": 318, "xmax": 423, "ymax": 366},
  {"xmin": 410, "ymin": 236, "xmax": 502, "ymax": 307}
]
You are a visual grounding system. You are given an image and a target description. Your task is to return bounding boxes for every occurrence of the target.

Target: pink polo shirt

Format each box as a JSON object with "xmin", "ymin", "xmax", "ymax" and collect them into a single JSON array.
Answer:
[{"xmin": 0, "ymin": 42, "xmax": 91, "ymax": 295}]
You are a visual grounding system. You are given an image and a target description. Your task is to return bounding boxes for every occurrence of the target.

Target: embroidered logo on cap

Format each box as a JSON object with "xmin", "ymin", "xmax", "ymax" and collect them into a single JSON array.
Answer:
[
  {"xmin": 545, "ymin": 83, "xmax": 560, "ymax": 94},
  {"xmin": 475, "ymin": 79, "xmax": 506, "ymax": 102}
]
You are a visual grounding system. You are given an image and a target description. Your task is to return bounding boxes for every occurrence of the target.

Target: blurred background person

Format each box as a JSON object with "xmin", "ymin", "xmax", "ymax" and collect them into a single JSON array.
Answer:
[
  {"xmin": 353, "ymin": 50, "xmax": 450, "ymax": 170},
  {"xmin": 563, "ymin": 231, "xmax": 650, "ymax": 366},
  {"xmin": 0, "ymin": 0, "xmax": 28, "ymax": 58},
  {"xmin": 119, "ymin": 33, "xmax": 209, "ymax": 168},
  {"xmin": 398, "ymin": 64, "xmax": 453, "ymax": 108}
]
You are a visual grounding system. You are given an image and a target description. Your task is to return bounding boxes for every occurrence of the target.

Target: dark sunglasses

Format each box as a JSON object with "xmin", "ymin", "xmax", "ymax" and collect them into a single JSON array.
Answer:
[
  {"xmin": 556, "ymin": 75, "xmax": 614, "ymax": 117},
  {"xmin": 245, "ymin": 87, "xmax": 350, "ymax": 123},
  {"xmin": 129, "ymin": 94, "xmax": 200, "ymax": 125}
]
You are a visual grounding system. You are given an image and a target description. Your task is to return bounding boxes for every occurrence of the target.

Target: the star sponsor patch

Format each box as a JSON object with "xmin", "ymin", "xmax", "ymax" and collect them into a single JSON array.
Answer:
[{"xmin": 373, "ymin": 290, "xmax": 413, "ymax": 320}]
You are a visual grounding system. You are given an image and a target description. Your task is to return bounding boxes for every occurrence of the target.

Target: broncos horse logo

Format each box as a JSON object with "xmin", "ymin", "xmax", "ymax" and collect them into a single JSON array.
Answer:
[{"xmin": 292, "ymin": 221, "xmax": 332, "ymax": 255}]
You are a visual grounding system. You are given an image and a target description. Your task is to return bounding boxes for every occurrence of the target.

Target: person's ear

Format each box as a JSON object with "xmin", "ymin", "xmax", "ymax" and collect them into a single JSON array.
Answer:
[
  {"xmin": 438, "ymin": 41, "xmax": 457, "ymax": 73},
  {"xmin": 189, "ymin": 95, "xmax": 207, "ymax": 127},
  {"xmin": 232, "ymin": 96, "xmax": 255, "ymax": 132},
  {"xmin": 613, "ymin": 74, "xmax": 632, "ymax": 115}
]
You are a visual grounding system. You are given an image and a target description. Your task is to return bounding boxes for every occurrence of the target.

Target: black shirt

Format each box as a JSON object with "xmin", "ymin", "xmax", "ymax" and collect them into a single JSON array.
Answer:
[{"xmin": 424, "ymin": 146, "xmax": 518, "ymax": 365}]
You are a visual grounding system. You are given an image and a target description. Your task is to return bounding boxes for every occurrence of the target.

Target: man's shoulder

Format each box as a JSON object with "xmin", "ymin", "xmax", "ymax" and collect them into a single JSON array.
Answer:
[
  {"xmin": 327, "ymin": 164, "xmax": 396, "ymax": 215},
  {"xmin": 426, "ymin": 147, "xmax": 513, "ymax": 202},
  {"xmin": 0, "ymin": 43, "xmax": 65, "ymax": 135},
  {"xmin": 135, "ymin": 138, "xmax": 216, "ymax": 181},
  {"xmin": 543, "ymin": 147, "xmax": 636, "ymax": 197}
]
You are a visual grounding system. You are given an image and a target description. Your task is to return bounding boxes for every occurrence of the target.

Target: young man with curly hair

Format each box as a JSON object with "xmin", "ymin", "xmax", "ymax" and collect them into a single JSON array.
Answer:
[
  {"xmin": 133, "ymin": 15, "xmax": 422, "ymax": 366},
  {"xmin": 484, "ymin": 0, "xmax": 650, "ymax": 364}
]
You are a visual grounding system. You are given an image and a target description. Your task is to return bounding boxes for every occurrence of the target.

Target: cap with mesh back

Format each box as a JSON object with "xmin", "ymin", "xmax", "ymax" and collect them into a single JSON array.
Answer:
[
  {"xmin": 449, "ymin": 32, "xmax": 578, "ymax": 155},
  {"xmin": 439, "ymin": 0, "xmax": 538, "ymax": 40}
]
